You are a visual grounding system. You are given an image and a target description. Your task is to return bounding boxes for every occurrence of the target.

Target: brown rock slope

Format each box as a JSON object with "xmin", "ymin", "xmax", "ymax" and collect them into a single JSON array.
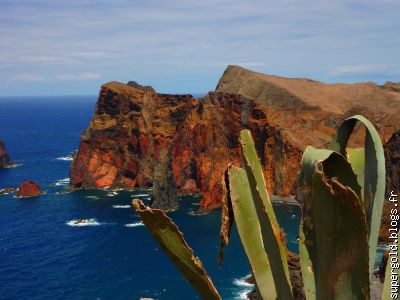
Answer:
[
  {"xmin": 70, "ymin": 66, "xmax": 400, "ymax": 214},
  {"xmin": 217, "ymin": 65, "xmax": 400, "ymax": 121},
  {"xmin": 0, "ymin": 139, "xmax": 10, "ymax": 168},
  {"xmin": 216, "ymin": 65, "xmax": 400, "ymax": 195}
]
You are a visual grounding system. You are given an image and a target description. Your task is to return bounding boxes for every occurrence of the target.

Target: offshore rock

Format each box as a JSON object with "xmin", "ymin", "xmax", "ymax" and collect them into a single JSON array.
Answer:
[
  {"xmin": 0, "ymin": 139, "xmax": 10, "ymax": 168},
  {"xmin": 16, "ymin": 180, "xmax": 42, "ymax": 197},
  {"xmin": 70, "ymin": 66, "xmax": 400, "ymax": 211}
]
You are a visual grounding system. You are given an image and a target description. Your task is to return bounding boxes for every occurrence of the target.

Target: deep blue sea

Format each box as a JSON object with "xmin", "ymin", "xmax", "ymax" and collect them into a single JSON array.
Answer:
[{"xmin": 0, "ymin": 96, "xmax": 386, "ymax": 300}]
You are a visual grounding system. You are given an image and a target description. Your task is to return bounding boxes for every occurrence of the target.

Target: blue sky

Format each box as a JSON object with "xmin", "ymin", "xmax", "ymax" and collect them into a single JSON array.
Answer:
[{"xmin": 1, "ymin": 0, "xmax": 400, "ymax": 96}]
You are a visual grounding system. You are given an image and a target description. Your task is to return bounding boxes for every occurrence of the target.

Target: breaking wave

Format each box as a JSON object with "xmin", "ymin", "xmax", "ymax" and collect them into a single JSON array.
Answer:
[
  {"xmin": 4, "ymin": 163, "xmax": 22, "ymax": 168},
  {"xmin": 66, "ymin": 219, "xmax": 101, "ymax": 227},
  {"xmin": 112, "ymin": 205, "xmax": 131, "ymax": 209},
  {"xmin": 52, "ymin": 178, "xmax": 70, "ymax": 186},
  {"xmin": 233, "ymin": 275, "xmax": 254, "ymax": 300},
  {"xmin": 106, "ymin": 191, "xmax": 119, "ymax": 197},
  {"xmin": 124, "ymin": 222, "xmax": 144, "ymax": 227},
  {"xmin": 133, "ymin": 193, "xmax": 150, "ymax": 197},
  {"xmin": 56, "ymin": 155, "xmax": 73, "ymax": 161}
]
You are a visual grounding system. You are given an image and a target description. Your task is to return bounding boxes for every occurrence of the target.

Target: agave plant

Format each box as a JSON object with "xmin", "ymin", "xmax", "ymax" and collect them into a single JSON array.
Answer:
[{"xmin": 133, "ymin": 115, "xmax": 394, "ymax": 300}]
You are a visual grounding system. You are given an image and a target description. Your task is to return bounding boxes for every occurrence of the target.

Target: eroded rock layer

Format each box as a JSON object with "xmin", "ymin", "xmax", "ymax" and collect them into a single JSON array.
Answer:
[{"xmin": 70, "ymin": 66, "xmax": 400, "ymax": 211}]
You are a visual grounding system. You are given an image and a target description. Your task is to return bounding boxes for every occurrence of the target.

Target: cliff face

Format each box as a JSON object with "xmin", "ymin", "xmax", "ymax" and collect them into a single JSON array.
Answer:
[
  {"xmin": 70, "ymin": 66, "xmax": 400, "ymax": 210},
  {"xmin": 0, "ymin": 139, "xmax": 10, "ymax": 168},
  {"xmin": 70, "ymin": 81, "xmax": 303, "ymax": 208}
]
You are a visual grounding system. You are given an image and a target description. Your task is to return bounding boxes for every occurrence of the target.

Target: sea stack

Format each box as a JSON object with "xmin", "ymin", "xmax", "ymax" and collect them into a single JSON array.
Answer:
[
  {"xmin": 69, "ymin": 66, "xmax": 400, "ymax": 212},
  {"xmin": 0, "ymin": 139, "xmax": 10, "ymax": 168},
  {"xmin": 16, "ymin": 180, "xmax": 42, "ymax": 197}
]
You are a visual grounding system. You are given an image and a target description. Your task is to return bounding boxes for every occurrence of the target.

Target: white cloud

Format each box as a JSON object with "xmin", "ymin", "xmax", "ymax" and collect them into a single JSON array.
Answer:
[
  {"xmin": 78, "ymin": 72, "xmax": 101, "ymax": 80},
  {"xmin": 23, "ymin": 55, "xmax": 77, "ymax": 65},
  {"xmin": 332, "ymin": 64, "xmax": 391, "ymax": 75},
  {"xmin": 10, "ymin": 74, "xmax": 44, "ymax": 82},
  {"xmin": 1, "ymin": 0, "xmax": 400, "ymax": 93},
  {"xmin": 54, "ymin": 72, "xmax": 101, "ymax": 81},
  {"xmin": 54, "ymin": 74, "xmax": 76, "ymax": 81},
  {"xmin": 9, "ymin": 72, "xmax": 102, "ymax": 82}
]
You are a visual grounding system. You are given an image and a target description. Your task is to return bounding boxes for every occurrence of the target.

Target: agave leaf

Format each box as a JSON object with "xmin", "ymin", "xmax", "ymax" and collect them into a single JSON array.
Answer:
[
  {"xmin": 239, "ymin": 130, "xmax": 281, "ymax": 232},
  {"xmin": 228, "ymin": 165, "xmax": 278, "ymax": 300},
  {"xmin": 296, "ymin": 146, "xmax": 334, "ymax": 298},
  {"xmin": 329, "ymin": 115, "xmax": 386, "ymax": 277},
  {"xmin": 132, "ymin": 199, "xmax": 221, "ymax": 300},
  {"xmin": 304, "ymin": 153, "xmax": 370, "ymax": 299},
  {"xmin": 240, "ymin": 129, "xmax": 293, "ymax": 299},
  {"xmin": 300, "ymin": 146, "xmax": 334, "ymax": 178},
  {"xmin": 296, "ymin": 147, "xmax": 369, "ymax": 299},
  {"xmin": 346, "ymin": 147, "xmax": 365, "ymax": 199},
  {"xmin": 382, "ymin": 237, "xmax": 400, "ymax": 300},
  {"xmin": 320, "ymin": 151, "xmax": 362, "ymax": 199},
  {"xmin": 298, "ymin": 224, "xmax": 316, "ymax": 300}
]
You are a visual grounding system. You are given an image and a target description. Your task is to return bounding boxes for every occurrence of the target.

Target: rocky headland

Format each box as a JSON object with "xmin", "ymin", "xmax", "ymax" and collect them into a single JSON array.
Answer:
[
  {"xmin": 0, "ymin": 139, "xmax": 10, "ymax": 168},
  {"xmin": 69, "ymin": 66, "xmax": 400, "ymax": 225}
]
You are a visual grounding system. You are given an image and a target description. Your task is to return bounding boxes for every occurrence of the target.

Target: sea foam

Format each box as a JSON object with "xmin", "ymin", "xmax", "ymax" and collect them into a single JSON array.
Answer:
[
  {"xmin": 53, "ymin": 178, "xmax": 70, "ymax": 186},
  {"xmin": 233, "ymin": 277, "xmax": 253, "ymax": 288},
  {"xmin": 4, "ymin": 163, "xmax": 22, "ymax": 169},
  {"xmin": 112, "ymin": 205, "xmax": 131, "ymax": 209},
  {"xmin": 66, "ymin": 219, "xmax": 101, "ymax": 227},
  {"xmin": 233, "ymin": 275, "xmax": 254, "ymax": 300},
  {"xmin": 124, "ymin": 222, "xmax": 144, "ymax": 227},
  {"xmin": 56, "ymin": 156, "xmax": 73, "ymax": 161},
  {"xmin": 133, "ymin": 193, "xmax": 151, "ymax": 197},
  {"xmin": 106, "ymin": 191, "xmax": 119, "ymax": 197}
]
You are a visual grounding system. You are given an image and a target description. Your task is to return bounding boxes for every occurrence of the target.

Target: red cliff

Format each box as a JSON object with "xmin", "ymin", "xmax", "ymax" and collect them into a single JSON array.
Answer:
[
  {"xmin": 69, "ymin": 81, "xmax": 291, "ymax": 209},
  {"xmin": 70, "ymin": 66, "xmax": 400, "ymax": 212}
]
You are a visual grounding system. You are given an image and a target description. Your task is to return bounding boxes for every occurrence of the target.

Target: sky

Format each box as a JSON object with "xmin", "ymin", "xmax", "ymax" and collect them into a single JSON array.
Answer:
[{"xmin": 1, "ymin": 0, "xmax": 400, "ymax": 96}]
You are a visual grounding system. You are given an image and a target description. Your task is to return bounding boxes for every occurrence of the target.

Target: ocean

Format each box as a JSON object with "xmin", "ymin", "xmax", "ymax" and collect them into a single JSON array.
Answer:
[{"xmin": 0, "ymin": 96, "xmax": 385, "ymax": 300}]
